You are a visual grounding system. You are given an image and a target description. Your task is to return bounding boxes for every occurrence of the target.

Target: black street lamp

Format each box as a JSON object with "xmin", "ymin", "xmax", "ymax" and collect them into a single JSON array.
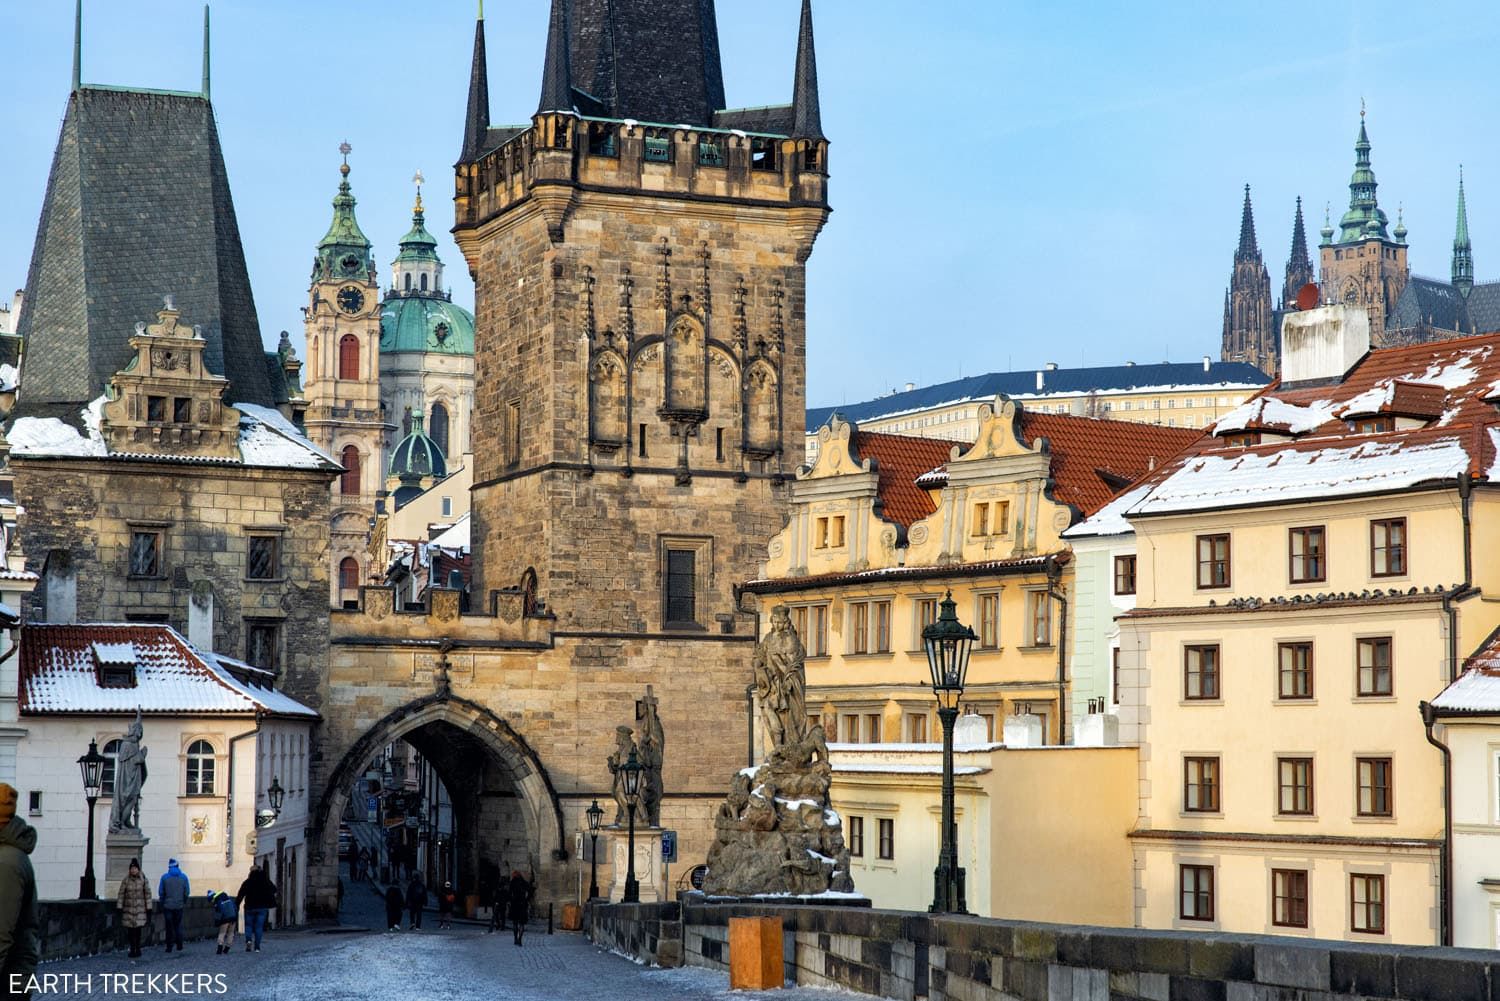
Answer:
[
  {"xmin": 621, "ymin": 749, "xmax": 644, "ymax": 903},
  {"xmin": 922, "ymin": 591, "xmax": 976, "ymax": 914},
  {"xmin": 586, "ymin": 799, "xmax": 604, "ymax": 900},
  {"xmin": 256, "ymin": 777, "xmax": 285, "ymax": 828},
  {"xmin": 77, "ymin": 740, "xmax": 106, "ymax": 900}
]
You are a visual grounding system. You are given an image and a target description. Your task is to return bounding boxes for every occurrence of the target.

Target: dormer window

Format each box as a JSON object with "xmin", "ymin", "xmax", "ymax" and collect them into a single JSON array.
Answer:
[
  {"xmin": 1223, "ymin": 433, "xmax": 1261, "ymax": 448},
  {"xmin": 1350, "ymin": 417, "xmax": 1393, "ymax": 434},
  {"xmin": 92, "ymin": 642, "xmax": 138, "ymax": 689}
]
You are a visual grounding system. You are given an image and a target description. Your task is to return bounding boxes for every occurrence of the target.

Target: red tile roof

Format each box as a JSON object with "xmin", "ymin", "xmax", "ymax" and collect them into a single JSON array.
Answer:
[
  {"xmin": 1016, "ymin": 413, "xmax": 1201, "ymax": 516},
  {"xmin": 848, "ymin": 431, "xmax": 957, "ymax": 527}
]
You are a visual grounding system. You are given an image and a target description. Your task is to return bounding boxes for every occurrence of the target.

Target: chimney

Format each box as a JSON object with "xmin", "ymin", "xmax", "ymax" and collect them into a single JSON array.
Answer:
[
  {"xmin": 1203, "ymin": 355, "xmax": 1211, "ymax": 372},
  {"xmin": 1125, "ymin": 360, "xmax": 1135, "ymax": 367},
  {"xmin": 1280, "ymin": 304, "xmax": 1371, "ymax": 384},
  {"xmin": 1036, "ymin": 370, "xmax": 1045, "ymax": 391},
  {"xmin": 1045, "ymin": 362, "xmax": 1059, "ymax": 371},
  {"xmin": 904, "ymin": 382, "xmax": 915, "ymax": 392}
]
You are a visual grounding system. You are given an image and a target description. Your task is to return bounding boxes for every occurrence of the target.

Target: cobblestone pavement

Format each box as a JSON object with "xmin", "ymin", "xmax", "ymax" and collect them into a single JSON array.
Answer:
[{"xmin": 29, "ymin": 881, "xmax": 854, "ymax": 1001}]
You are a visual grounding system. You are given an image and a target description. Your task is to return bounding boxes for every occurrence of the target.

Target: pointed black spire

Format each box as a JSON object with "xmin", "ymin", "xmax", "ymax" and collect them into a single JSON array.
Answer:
[
  {"xmin": 538, "ymin": 0, "xmax": 573, "ymax": 115},
  {"xmin": 1289, "ymin": 197, "xmax": 1308, "ymax": 265},
  {"xmin": 461, "ymin": 8, "xmax": 490, "ymax": 161},
  {"xmin": 791, "ymin": 0, "xmax": 824, "ymax": 140},
  {"xmin": 1236, "ymin": 184, "xmax": 1260, "ymax": 262}
]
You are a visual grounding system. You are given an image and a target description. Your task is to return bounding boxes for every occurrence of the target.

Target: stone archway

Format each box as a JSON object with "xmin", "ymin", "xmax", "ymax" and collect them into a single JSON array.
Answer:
[{"xmin": 307, "ymin": 693, "xmax": 567, "ymax": 916}]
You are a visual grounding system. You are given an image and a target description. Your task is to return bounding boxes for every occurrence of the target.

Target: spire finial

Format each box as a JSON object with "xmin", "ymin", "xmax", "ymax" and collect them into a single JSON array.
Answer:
[
  {"xmin": 478, "ymin": 0, "xmax": 483, "ymax": 18},
  {"xmin": 339, "ymin": 140, "xmax": 352, "ymax": 177},
  {"xmin": 412, "ymin": 170, "xmax": 425, "ymax": 215},
  {"xmin": 1360, "ymin": 97, "xmax": 1366, "ymax": 119},
  {"xmin": 201, "ymin": 5, "xmax": 211, "ymax": 100},
  {"xmin": 72, "ymin": 0, "xmax": 82, "ymax": 92}
]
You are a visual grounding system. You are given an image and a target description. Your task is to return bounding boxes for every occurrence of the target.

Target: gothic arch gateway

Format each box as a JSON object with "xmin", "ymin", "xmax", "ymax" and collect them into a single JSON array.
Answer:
[{"xmin": 308, "ymin": 693, "xmax": 566, "ymax": 916}]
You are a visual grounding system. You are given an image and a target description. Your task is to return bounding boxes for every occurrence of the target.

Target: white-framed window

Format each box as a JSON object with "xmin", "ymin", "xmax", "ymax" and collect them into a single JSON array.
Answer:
[
  {"xmin": 1023, "ymin": 590, "xmax": 1052, "ymax": 647},
  {"xmin": 441, "ymin": 496, "xmax": 453, "ymax": 518},
  {"xmin": 788, "ymin": 603, "xmax": 829, "ymax": 657},
  {"xmin": 185, "ymin": 739, "xmax": 217, "ymax": 796},
  {"xmin": 101, "ymin": 737, "xmax": 123, "ymax": 797},
  {"xmin": 814, "ymin": 515, "xmax": 846, "ymax": 550},
  {"xmin": 847, "ymin": 599, "xmax": 892, "ymax": 655},
  {"xmin": 912, "ymin": 595, "xmax": 939, "ymax": 650},
  {"xmin": 975, "ymin": 591, "xmax": 1000, "ymax": 649}
]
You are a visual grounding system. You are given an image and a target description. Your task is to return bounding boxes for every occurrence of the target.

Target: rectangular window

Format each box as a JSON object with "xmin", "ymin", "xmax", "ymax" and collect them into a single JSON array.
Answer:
[
  {"xmin": 1272, "ymin": 869, "xmax": 1309, "ymax": 928},
  {"xmin": 877, "ymin": 818, "xmax": 894, "ymax": 860},
  {"xmin": 441, "ymin": 497, "xmax": 453, "ymax": 518},
  {"xmin": 1184, "ymin": 645, "xmax": 1221, "ymax": 700},
  {"xmin": 863, "ymin": 713, "xmax": 882, "ymax": 744},
  {"xmin": 246, "ymin": 535, "xmax": 280, "ymax": 580},
  {"xmin": 172, "ymin": 397, "xmax": 192, "ymax": 424},
  {"xmin": 1183, "ymin": 756, "xmax": 1220, "ymax": 813},
  {"xmin": 1114, "ymin": 555, "xmax": 1137, "ymax": 595},
  {"xmin": 831, "ymin": 516, "xmax": 845, "ymax": 548},
  {"xmin": 245, "ymin": 620, "xmax": 280, "ymax": 674},
  {"xmin": 906, "ymin": 713, "xmax": 929, "ymax": 743},
  {"xmin": 848, "ymin": 600, "xmax": 892, "ymax": 654},
  {"xmin": 664, "ymin": 549, "xmax": 697, "ymax": 627},
  {"xmin": 840, "ymin": 715, "xmax": 859, "ymax": 743},
  {"xmin": 147, "ymin": 395, "xmax": 166, "ymax": 423},
  {"xmin": 1357, "ymin": 637, "xmax": 1393, "ymax": 697},
  {"xmin": 1278, "ymin": 642, "xmax": 1314, "ymax": 699},
  {"xmin": 1112, "ymin": 648, "xmax": 1122, "ymax": 705},
  {"xmin": 1179, "ymin": 864, "xmax": 1215, "ymax": 921},
  {"xmin": 1357, "ymin": 757, "xmax": 1393, "ymax": 817},
  {"xmin": 696, "ymin": 139, "xmax": 725, "ymax": 167},
  {"xmin": 847, "ymin": 816, "xmax": 864, "ymax": 857},
  {"xmin": 715, "ymin": 427, "xmax": 725, "ymax": 462},
  {"xmin": 1277, "ymin": 757, "xmax": 1314, "ymax": 815},
  {"xmin": 972, "ymin": 502, "xmax": 989, "ymax": 537},
  {"xmin": 129, "ymin": 530, "xmax": 162, "ymax": 578},
  {"xmin": 977, "ymin": 593, "xmax": 999, "ymax": 649},
  {"xmin": 914, "ymin": 597, "xmax": 938, "ymax": 648},
  {"xmin": 637, "ymin": 423, "xmax": 648, "ymax": 459},
  {"xmin": 788, "ymin": 604, "xmax": 828, "ymax": 658},
  {"xmin": 27, "ymin": 791, "xmax": 41, "ymax": 816},
  {"xmin": 1197, "ymin": 534, "xmax": 1231, "ymax": 589},
  {"xmin": 814, "ymin": 517, "xmax": 830, "ymax": 549},
  {"xmin": 1025, "ymin": 590, "xmax": 1052, "ymax": 647},
  {"xmin": 1371, "ymin": 518, "xmax": 1407, "ymax": 577},
  {"xmin": 1350, "ymin": 874, "xmax": 1386, "ymax": 934},
  {"xmin": 750, "ymin": 137, "xmax": 779, "ymax": 172},
  {"xmin": 1289, "ymin": 526, "xmax": 1327, "ymax": 584}
]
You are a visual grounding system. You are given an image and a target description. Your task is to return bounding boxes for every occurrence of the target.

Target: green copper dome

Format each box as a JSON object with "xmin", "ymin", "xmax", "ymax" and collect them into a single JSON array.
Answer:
[
  {"xmin": 314, "ymin": 153, "xmax": 374, "ymax": 281},
  {"xmin": 389, "ymin": 414, "xmax": 448, "ymax": 480},
  {"xmin": 380, "ymin": 296, "xmax": 475, "ymax": 355},
  {"xmin": 1337, "ymin": 117, "xmax": 1390, "ymax": 243}
]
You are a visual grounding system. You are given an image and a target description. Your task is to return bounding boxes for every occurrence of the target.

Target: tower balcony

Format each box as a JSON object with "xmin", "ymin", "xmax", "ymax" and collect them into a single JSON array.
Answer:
[{"xmin": 454, "ymin": 115, "xmax": 829, "ymax": 232}]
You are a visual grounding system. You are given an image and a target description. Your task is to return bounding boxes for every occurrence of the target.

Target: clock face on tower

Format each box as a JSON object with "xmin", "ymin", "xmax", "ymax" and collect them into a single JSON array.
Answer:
[{"xmin": 338, "ymin": 286, "xmax": 366, "ymax": 314}]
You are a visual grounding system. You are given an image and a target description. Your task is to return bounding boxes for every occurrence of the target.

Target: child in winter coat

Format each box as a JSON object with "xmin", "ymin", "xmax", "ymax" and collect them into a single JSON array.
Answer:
[{"xmin": 211, "ymin": 891, "xmax": 238, "ymax": 953}]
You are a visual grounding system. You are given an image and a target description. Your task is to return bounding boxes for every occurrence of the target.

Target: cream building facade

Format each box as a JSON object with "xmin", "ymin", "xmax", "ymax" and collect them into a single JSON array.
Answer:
[{"xmin": 1117, "ymin": 305, "xmax": 1500, "ymax": 945}]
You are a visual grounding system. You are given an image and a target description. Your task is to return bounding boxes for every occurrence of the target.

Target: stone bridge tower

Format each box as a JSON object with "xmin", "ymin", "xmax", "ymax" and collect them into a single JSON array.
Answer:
[{"xmin": 454, "ymin": 0, "xmax": 829, "ymax": 627}]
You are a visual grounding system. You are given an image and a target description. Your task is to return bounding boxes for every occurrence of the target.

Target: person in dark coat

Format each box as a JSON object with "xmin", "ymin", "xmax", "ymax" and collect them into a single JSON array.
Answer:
[
  {"xmin": 234, "ymin": 865, "xmax": 278, "ymax": 953},
  {"xmin": 0, "ymin": 784, "xmax": 39, "ymax": 993},
  {"xmin": 506, "ymin": 871, "xmax": 531, "ymax": 947},
  {"xmin": 383, "ymin": 884, "xmax": 404, "ymax": 932},
  {"xmin": 488, "ymin": 871, "xmax": 510, "ymax": 933},
  {"xmin": 436, "ymin": 882, "xmax": 457, "ymax": 929},
  {"xmin": 404, "ymin": 874, "xmax": 425, "ymax": 931}
]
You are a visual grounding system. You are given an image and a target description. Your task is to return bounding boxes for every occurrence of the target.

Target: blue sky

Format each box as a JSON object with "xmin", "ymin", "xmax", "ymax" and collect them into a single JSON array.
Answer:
[{"xmin": 4, "ymin": 2, "xmax": 1498, "ymax": 409}]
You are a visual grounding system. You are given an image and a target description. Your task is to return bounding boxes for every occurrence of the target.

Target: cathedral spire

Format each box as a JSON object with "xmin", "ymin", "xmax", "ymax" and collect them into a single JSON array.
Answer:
[
  {"xmin": 1235, "ymin": 185, "xmax": 1260, "ymax": 262},
  {"xmin": 538, "ymin": 0, "xmax": 574, "ymax": 115},
  {"xmin": 1454, "ymin": 167, "xmax": 1474, "ymax": 296},
  {"xmin": 460, "ymin": 7, "xmax": 490, "ymax": 161},
  {"xmin": 1337, "ymin": 110, "xmax": 1390, "ymax": 242},
  {"xmin": 1283, "ymin": 196, "xmax": 1315, "ymax": 307},
  {"xmin": 791, "ymin": 0, "xmax": 824, "ymax": 140}
]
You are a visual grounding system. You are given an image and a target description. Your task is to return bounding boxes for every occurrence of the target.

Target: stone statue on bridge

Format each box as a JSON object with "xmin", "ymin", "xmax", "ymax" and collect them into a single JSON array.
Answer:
[
  {"xmin": 638, "ymin": 686, "xmax": 664, "ymax": 828},
  {"xmin": 753, "ymin": 604, "xmax": 807, "ymax": 750},
  {"xmin": 109, "ymin": 710, "xmax": 148, "ymax": 834}
]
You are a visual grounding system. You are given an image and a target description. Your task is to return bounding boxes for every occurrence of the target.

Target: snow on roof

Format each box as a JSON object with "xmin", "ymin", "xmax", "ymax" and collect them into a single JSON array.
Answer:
[
  {"xmin": 8, "ymin": 398, "xmax": 336, "ymax": 471},
  {"xmin": 0, "ymin": 365, "xmax": 19, "ymax": 392},
  {"xmin": 429, "ymin": 513, "xmax": 471, "ymax": 552},
  {"xmin": 1211, "ymin": 396, "xmax": 1337, "ymax": 436},
  {"xmin": 1431, "ymin": 669, "xmax": 1500, "ymax": 714},
  {"xmin": 1128, "ymin": 435, "xmax": 1471, "ymax": 517},
  {"xmin": 20, "ymin": 624, "xmax": 318, "ymax": 718},
  {"xmin": 1063, "ymin": 482, "xmax": 1153, "ymax": 539}
]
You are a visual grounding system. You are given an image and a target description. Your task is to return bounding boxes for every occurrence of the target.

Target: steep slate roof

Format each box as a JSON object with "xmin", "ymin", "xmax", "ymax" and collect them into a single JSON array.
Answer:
[
  {"xmin": 807, "ymin": 361, "xmax": 1270, "ymax": 429},
  {"xmin": 1391, "ymin": 276, "xmax": 1500, "ymax": 337},
  {"xmin": 1015, "ymin": 413, "xmax": 1200, "ymax": 516},
  {"xmin": 19, "ymin": 623, "xmax": 318, "ymax": 718},
  {"xmin": 1126, "ymin": 333, "xmax": 1500, "ymax": 519},
  {"xmin": 848, "ymin": 431, "xmax": 956, "ymax": 527},
  {"xmin": 16, "ymin": 87, "xmax": 276, "ymax": 416}
]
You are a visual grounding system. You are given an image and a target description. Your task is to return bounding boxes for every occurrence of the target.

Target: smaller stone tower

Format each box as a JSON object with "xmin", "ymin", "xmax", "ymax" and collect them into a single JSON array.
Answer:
[
  {"xmin": 301, "ymin": 146, "xmax": 392, "ymax": 602},
  {"xmin": 1221, "ymin": 185, "xmax": 1275, "ymax": 375}
]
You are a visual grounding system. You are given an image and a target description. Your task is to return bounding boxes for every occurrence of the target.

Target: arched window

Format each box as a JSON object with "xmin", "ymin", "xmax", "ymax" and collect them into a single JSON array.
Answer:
[
  {"xmin": 101, "ymin": 738, "xmax": 122, "ymax": 797},
  {"xmin": 420, "ymin": 273, "xmax": 428, "ymax": 292},
  {"xmin": 430, "ymin": 402, "xmax": 450, "ymax": 457},
  {"xmin": 340, "ymin": 446, "xmax": 361, "ymax": 495},
  {"xmin": 339, "ymin": 557, "xmax": 359, "ymax": 590},
  {"xmin": 186, "ymin": 739, "xmax": 216, "ymax": 795},
  {"xmin": 338, "ymin": 335, "xmax": 360, "ymax": 380},
  {"xmin": 403, "ymin": 273, "xmax": 412, "ymax": 291}
]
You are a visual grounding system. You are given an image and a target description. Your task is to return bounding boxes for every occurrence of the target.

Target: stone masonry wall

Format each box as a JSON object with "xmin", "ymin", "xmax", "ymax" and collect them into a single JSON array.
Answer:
[
  {"xmin": 37, "ymin": 898, "xmax": 216, "ymax": 962},
  {"xmin": 594, "ymin": 900, "xmax": 1500, "ymax": 1001}
]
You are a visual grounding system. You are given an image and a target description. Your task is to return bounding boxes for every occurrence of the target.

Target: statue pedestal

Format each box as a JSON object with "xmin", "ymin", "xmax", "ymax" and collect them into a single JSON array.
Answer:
[
  {"xmin": 105, "ymin": 831, "xmax": 150, "ymax": 899},
  {"xmin": 608, "ymin": 826, "xmax": 665, "ymax": 903}
]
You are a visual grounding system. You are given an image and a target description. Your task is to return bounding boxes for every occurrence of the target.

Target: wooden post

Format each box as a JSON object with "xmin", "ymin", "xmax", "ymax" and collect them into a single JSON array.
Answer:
[{"xmin": 728, "ymin": 916, "xmax": 783, "ymax": 990}]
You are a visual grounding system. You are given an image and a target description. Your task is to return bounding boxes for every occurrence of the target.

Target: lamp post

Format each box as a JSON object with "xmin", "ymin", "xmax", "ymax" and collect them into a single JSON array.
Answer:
[
  {"xmin": 621, "ymin": 749, "xmax": 644, "ymax": 903},
  {"xmin": 256, "ymin": 777, "xmax": 285, "ymax": 828},
  {"xmin": 923, "ymin": 591, "xmax": 976, "ymax": 914},
  {"xmin": 586, "ymin": 799, "xmax": 604, "ymax": 900},
  {"xmin": 77, "ymin": 740, "xmax": 106, "ymax": 900}
]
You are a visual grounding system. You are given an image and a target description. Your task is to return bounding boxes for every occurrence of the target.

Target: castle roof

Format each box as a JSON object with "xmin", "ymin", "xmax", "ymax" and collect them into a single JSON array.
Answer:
[
  {"xmin": 1391, "ymin": 276, "xmax": 1500, "ymax": 338},
  {"xmin": 15, "ymin": 86, "xmax": 276, "ymax": 416}
]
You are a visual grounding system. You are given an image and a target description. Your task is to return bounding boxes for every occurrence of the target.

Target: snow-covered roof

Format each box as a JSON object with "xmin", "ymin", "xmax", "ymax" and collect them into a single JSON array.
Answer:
[
  {"xmin": 1431, "ymin": 669, "xmax": 1500, "ymax": 715},
  {"xmin": 1063, "ymin": 482, "xmax": 1153, "ymax": 539},
  {"xmin": 7, "ymin": 397, "xmax": 337, "ymax": 471},
  {"xmin": 429, "ymin": 513, "xmax": 471, "ymax": 552},
  {"xmin": 1211, "ymin": 397, "xmax": 1337, "ymax": 436},
  {"xmin": 20, "ymin": 623, "xmax": 319, "ymax": 718}
]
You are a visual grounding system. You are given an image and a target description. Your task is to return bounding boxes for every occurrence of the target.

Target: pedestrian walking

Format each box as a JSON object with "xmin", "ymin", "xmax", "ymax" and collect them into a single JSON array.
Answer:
[
  {"xmin": 211, "ymin": 891, "xmax": 238, "ymax": 954},
  {"xmin": 488, "ymin": 868, "xmax": 510, "ymax": 933},
  {"xmin": 235, "ymin": 864, "xmax": 277, "ymax": 953},
  {"xmin": 437, "ymin": 882, "xmax": 457, "ymax": 929},
  {"xmin": 115, "ymin": 859, "xmax": 151, "ymax": 959},
  {"xmin": 404, "ymin": 874, "xmax": 425, "ymax": 931},
  {"xmin": 383, "ymin": 884, "xmax": 404, "ymax": 931},
  {"xmin": 0, "ymin": 783, "xmax": 39, "ymax": 995},
  {"xmin": 157, "ymin": 858, "xmax": 190, "ymax": 953},
  {"xmin": 357, "ymin": 847, "xmax": 371, "ymax": 882},
  {"xmin": 507, "ymin": 870, "xmax": 531, "ymax": 947}
]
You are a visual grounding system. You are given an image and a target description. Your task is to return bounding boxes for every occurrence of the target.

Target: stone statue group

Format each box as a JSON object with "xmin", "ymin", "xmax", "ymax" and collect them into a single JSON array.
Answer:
[{"xmin": 608, "ymin": 685, "xmax": 664, "ymax": 828}]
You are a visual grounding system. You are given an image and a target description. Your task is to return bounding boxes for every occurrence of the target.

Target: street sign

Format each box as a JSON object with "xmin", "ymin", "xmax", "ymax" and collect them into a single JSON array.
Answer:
[{"xmin": 661, "ymin": 829, "xmax": 677, "ymax": 864}]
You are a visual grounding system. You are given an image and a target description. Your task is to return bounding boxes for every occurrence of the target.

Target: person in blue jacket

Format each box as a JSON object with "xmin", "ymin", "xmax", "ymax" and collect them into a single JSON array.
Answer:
[
  {"xmin": 211, "ymin": 890, "xmax": 238, "ymax": 954},
  {"xmin": 157, "ymin": 859, "xmax": 191, "ymax": 953}
]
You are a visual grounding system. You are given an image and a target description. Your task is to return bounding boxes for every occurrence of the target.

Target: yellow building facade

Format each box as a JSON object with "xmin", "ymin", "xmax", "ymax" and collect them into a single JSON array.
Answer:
[{"xmin": 1117, "ymin": 308, "xmax": 1500, "ymax": 945}]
